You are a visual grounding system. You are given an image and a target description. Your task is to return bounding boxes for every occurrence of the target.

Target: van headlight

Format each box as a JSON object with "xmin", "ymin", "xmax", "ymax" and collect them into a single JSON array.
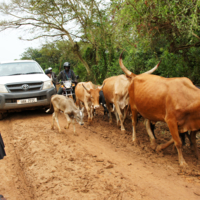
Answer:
[
  {"xmin": 42, "ymin": 80, "xmax": 54, "ymax": 90},
  {"xmin": 0, "ymin": 84, "xmax": 8, "ymax": 93}
]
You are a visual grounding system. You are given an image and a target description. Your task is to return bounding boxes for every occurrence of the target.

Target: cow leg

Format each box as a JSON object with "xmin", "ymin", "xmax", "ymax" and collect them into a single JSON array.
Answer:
[
  {"xmin": 106, "ymin": 102, "xmax": 113, "ymax": 123},
  {"xmin": 54, "ymin": 111, "xmax": 62, "ymax": 133},
  {"xmin": 51, "ymin": 112, "xmax": 56, "ymax": 130},
  {"xmin": 186, "ymin": 131, "xmax": 193, "ymax": 147},
  {"xmin": 114, "ymin": 99, "xmax": 125, "ymax": 131},
  {"xmin": 156, "ymin": 138, "xmax": 174, "ymax": 151},
  {"xmin": 113, "ymin": 107, "xmax": 120, "ymax": 127},
  {"xmin": 150, "ymin": 122, "xmax": 156, "ymax": 139},
  {"xmin": 144, "ymin": 119, "xmax": 157, "ymax": 150},
  {"xmin": 91, "ymin": 106, "xmax": 94, "ymax": 119},
  {"xmin": 84, "ymin": 102, "xmax": 92, "ymax": 123},
  {"xmin": 156, "ymin": 132, "xmax": 192, "ymax": 152},
  {"xmin": 75, "ymin": 98, "xmax": 80, "ymax": 109},
  {"xmin": 93, "ymin": 109, "xmax": 96, "ymax": 117},
  {"xmin": 105, "ymin": 106, "xmax": 109, "ymax": 118},
  {"xmin": 180, "ymin": 133, "xmax": 186, "ymax": 146},
  {"xmin": 165, "ymin": 119, "xmax": 187, "ymax": 168},
  {"xmin": 190, "ymin": 131, "xmax": 200, "ymax": 161},
  {"xmin": 103, "ymin": 105, "xmax": 109, "ymax": 119},
  {"xmin": 123, "ymin": 106, "xmax": 128, "ymax": 122},
  {"xmin": 64, "ymin": 112, "xmax": 71, "ymax": 129},
  {"xmin": 131, "ymin": 109, "xmax": 138, "ymax": 143}
]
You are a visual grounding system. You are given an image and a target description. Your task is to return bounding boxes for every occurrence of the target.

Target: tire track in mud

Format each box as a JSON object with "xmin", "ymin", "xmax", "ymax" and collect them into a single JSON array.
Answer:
[
  {"xmin": 0, "ymin": 117, "xmax": 34, "ymax": 199},
  {"xmin": 2, "ymin": 111, "xmax": 148, "ymax": 200},
  {"xmin": 72, "ymin": 117, "xmax": 200, "ymax": 200},
  {"xmin": 48, "ymin": 110, "xmax": 200, "ymax": 199},
  {"xmin": 0, "ymin": 109, "xmax": 200, "ymax": 199}
]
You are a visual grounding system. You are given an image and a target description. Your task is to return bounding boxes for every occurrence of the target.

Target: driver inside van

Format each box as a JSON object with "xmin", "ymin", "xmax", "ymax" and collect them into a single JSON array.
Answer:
[{"xmin": 57, "ymin": 62, "xmax": 77, "ymax": 95}]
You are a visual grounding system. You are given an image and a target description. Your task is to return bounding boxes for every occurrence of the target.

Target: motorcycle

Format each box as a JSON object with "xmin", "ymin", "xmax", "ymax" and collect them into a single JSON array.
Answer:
[{"xmin": 58, "ymin": 76, "xmax": 79, "ymax": 101}]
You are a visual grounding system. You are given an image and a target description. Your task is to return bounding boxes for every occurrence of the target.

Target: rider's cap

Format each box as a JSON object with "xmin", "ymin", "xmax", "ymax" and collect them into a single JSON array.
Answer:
[{"xmin": 48, "ymin": 67, "xmax": 52, "ymax": 70}]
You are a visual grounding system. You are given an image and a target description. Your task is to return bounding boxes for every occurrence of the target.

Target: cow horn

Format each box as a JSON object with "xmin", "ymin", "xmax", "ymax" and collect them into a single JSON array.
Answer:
[
  {"xmin": 98, "ymin": 83, "xmax": 105, "ymax": 90},
  {"xmin": 143, "ymin": 60, "xmax": 162, "ymax": 74},
  {"xmin": 82, "ymin": 84, "xmax": 90, "ymax": 93},
  {"xmin": 119, "ymin": 51, "xmax": 132, "ymax": 77}
]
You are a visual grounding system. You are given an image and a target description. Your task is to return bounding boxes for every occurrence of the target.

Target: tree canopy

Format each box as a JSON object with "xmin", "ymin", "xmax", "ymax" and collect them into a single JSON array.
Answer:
[
  {"xmin": 1, "ymin": 0, "xmax": 200, "ymax": 84},
  {"xmin": 0, "ymin": 0, "xmax": 111, "ymax": 74}
]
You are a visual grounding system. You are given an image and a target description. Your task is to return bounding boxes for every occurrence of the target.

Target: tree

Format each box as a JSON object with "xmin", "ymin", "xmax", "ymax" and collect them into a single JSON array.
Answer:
[
  {"xmin": 20, "ymin": 47, "xmax": 42, "ymax": 61},
  {"xmin": 20, "ymin": 40, "xmax": 78, "ymax": 73},
  {"xmin": 110, "ymin": 0, "xmax": 200, "ymax": 52},
  {"xmin": 0, "ymin": 0, "xmax": 111, "ymax": 75}
]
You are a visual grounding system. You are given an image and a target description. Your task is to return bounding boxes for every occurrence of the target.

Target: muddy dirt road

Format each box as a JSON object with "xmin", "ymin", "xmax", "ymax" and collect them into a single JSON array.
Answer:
[{"xmin": 0, "ymin": 108, "xmax": 200, "ymax": 200}]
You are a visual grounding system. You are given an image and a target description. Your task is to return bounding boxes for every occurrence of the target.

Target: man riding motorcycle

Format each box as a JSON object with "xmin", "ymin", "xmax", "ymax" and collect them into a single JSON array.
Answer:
[{"xmin": 57, "ymin": 62, "xmax": 78, "ymax": 100}]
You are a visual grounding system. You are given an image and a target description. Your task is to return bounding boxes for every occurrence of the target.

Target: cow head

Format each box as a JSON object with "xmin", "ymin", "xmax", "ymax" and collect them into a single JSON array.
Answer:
[
  {"xmin": 82, "ymin": 83, "xmax": 105, "ymax": 109},
  {"xmin": 74, "ymin": 107, "xmax": 85, "ymax": 125}
]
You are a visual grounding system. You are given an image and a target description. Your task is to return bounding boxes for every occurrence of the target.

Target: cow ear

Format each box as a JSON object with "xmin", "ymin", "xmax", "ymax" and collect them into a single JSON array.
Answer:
[
  {"xmin": 81, "ymin": 107, "xmax": 85, "ymax": 112},
  {"xmin": 82, "ymin": 84, "xmax": 91, "ymax": 94},
  {"xmin": 98, "ymin": 83, "xmax": 105, "ymax": 91}
]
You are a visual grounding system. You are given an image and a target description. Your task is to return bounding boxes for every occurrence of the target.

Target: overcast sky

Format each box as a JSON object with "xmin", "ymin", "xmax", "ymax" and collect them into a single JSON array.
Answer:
[
  {"xmin": 0, "ymin": 28, "xmax": 42, "ymax": 62},
  {"xmin": 0, "ymin": 0, "xmax": 42, "ymax": 62}
]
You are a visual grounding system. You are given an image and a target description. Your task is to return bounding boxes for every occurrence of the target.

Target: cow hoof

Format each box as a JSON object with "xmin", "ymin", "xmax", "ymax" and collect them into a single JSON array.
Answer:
[
  {"xmin": 150, "ymin": 143, "xmax": 157, "ymax": 150},
  {"xmin": 132, "ymin": 139, "xmax": 139, "ymax": 146},
  {"xmin": 109, "ymin": 120, "xmax": 112, "ymax": 124},
  {"xmin": 88, "ymin": 121, "xmax": 92, "ymax": 126},
  {"xmin": 179, "ymin": 162, "xmax": 188, "ymax": 171},
  {"xmin": 121, "ymin": 128, "xmax": 125, "ymax": 131},
  {"xmin": 51, "ymin": 126, "xmax": 54, "ymax": 130},
  {"xmin": 64, "ymin": 126, "xmax": 69, "ymax": 129},
  {"xmin": 156, "ymin": 145, "xmax": 162, "ymax": 152},
  {"xmin": 88, "ymin": 118, "xmax": 92, "ymax": 124}
]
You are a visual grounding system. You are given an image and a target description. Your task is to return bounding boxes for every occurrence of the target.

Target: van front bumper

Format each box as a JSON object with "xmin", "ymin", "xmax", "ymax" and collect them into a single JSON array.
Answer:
[{"xmin": 0, "ymin": 87, "xmax": 56, "ymax": 111}]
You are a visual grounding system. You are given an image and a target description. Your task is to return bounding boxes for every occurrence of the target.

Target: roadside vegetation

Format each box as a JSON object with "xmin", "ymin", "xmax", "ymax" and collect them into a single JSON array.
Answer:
[{"xmin": 0, "ymin": 0, "xmax": 200, "ymax": 84}]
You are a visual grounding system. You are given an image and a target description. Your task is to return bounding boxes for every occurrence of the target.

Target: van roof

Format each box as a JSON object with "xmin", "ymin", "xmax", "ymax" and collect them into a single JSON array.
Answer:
[{"xmin": 0, "ymin": 60, "xmax": 36, "ymax": 64}]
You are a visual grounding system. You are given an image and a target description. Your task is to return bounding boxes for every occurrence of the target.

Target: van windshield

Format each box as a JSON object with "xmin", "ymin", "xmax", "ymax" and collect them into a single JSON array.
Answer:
[{"xmin": 0, "ymin": 62, "xmax": 43, "ymax": 76}]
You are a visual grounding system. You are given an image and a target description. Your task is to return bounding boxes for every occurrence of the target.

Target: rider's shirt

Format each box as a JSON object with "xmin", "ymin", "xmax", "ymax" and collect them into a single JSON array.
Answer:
[
  {"xmin": 65, "ymin": 70, "xmax": 72, "ymax": 80},
  {"xmin": 57, "ymin": 69, "xmax": 76, "ymax": 82}
]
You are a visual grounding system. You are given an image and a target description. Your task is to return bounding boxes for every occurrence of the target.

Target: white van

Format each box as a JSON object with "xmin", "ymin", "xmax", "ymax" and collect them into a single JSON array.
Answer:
[{"xmin": 0, "ymin": 60, "xmax": 56, "ymax": 119}]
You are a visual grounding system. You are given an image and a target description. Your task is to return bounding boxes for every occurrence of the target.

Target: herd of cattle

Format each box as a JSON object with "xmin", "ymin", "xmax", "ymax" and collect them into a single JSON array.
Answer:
[{"xmin": 47, "ymin": 53, "xmax": 200, "ymax": 168}]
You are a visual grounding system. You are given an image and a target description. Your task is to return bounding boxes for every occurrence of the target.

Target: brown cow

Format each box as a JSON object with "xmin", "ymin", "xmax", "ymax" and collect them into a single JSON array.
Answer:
[
  {"xmin": 46, "ymin": 95, "xmax": 84, "ymax": 133},
  {"xmin": 119, "ymin": 54, "xmax": 200, "ymax": 167},
  {"xmin": 102, "ymin": 65, "xmax": 159, "ymax": 131},
  {"xmin": 75, "ymin": 81, "xmax": 104, "ymax": 123},
  {"xmin": 103, "ymin": 75, "xmax": 130, "ymax": 131}
]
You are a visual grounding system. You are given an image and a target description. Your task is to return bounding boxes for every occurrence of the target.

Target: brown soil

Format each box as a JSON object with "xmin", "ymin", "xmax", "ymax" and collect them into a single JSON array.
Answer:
[{"xmin": 0, "ymin": 108, "xmax": 200, "ymax": 200}]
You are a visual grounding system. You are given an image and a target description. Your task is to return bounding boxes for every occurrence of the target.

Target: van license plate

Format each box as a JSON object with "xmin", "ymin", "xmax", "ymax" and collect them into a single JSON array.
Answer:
[{"xmin": 17, "ymin": 98, "xmax": 37, "ymax": 104}]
